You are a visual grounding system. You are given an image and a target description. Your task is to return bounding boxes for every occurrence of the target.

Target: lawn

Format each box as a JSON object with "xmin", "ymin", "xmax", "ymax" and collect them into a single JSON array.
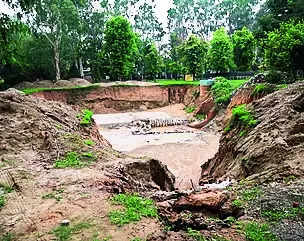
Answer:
[
  {"xmin": 156, "ymin": 79, "xmax": 200, "ymax": 86},
  {"xmin": 230, "ymin": 79, "xmax": 248, "ymax": 89},
  {"xmin": 156, "ymin": 78, "xmax": 248, "ymax": 88}
]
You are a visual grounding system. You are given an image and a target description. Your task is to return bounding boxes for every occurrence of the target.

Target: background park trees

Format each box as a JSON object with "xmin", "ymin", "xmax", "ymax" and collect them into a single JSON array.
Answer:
[{"xmin": 1, "ymin": 0, "xmax": 304, "ymax": 87}]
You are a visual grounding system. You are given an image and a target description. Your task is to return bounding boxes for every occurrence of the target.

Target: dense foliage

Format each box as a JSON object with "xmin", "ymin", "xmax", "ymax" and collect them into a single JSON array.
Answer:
[
  {"xmin": 1, "ymin": 0, "xmax": 304, "ymax": 87},
  {"xmin": 207, "ymin": 28, "xmax": 235, "ymax": 73},
  {"xmin": 232, "ymin": 27, "xmax": 256, "ymax": 71},
  {"xmin": 264, "ymin": 21, "xmax": 304, "ymax": 77},
  {"xmin": 178, "ymin": 35, "xmax": 208, "ymax": 78},
  {"xmin": 211, "ymin": 77, "xmax": 235, "ymax": 105},
  {"xmin": 100, "ymin": 16, "xmax": 138, "ymax": 80}
]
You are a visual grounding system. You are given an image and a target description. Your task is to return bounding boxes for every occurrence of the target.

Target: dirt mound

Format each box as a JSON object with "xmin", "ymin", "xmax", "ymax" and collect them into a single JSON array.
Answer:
[
  {"xmin": 0, "ymin": 90, "xmax": 174, "ymax": 190},
  {"xmin": 0, "ymin": 89, "xmax": 108, "ymax": 165},
  {"xmin": 69, "ymin": 78, "xmax": 91, "ymax": 86},
  {"xmin": 200, "ymin": 82, "xmax": 304, "ymax": 183},
  {"xmin": 13, "ymin": 81, "xmax": 35, "ymax": 90},
  {"xmin": 55, "ymin": 79, "xmax": 75, "ymax": 87}
]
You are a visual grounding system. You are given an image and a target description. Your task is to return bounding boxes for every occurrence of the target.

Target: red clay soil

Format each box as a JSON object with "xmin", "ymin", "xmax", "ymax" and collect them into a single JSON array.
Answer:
[{"xmin": 32, "ymin": 85, "xmax": 200, "ymax": 114}]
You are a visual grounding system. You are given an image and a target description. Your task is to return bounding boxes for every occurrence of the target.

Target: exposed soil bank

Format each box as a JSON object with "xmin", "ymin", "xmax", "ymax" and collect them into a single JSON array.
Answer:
[
  {"xmin": 32, "ymin": 85, "xmax": 200, "ymax": 113},
  {"xmin": 201, "ymin": 82, "xmax": 304, "ymax": 184}
]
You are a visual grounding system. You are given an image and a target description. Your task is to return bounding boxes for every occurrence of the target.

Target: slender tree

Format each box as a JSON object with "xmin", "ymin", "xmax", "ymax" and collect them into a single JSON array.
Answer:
[
  {"xmin": 178, "ymin": 35, "xmax": 209, "ymax": 78},
  {"xmin": 232, "ymin": 27, "xmax": 256, "ymax": 71},
  {"xmin": 100, "ymin": 16, "xmax": 138, "ymax": 80},
  {"xmin": 207, "ymin": 27, "xmax": 235, "ymax": 73}
]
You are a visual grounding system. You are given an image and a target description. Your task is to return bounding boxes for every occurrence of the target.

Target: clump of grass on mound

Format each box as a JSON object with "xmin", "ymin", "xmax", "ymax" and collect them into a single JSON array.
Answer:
[
  {"xmin": 262, "ymin": 207, "xmax": 304, "ymax": 222},
  {"xmin": 225, "ymin": 104, "xmax": 257, "ymax": 134},
  {"xmin": 0, "ymin": 232, "xmax": 15, "ymax": 241},
  {"xmin": 77, "ymin": 109, "xmax": 94, "ymax": 126},
  {"xmin": 187, "ymin": 228, "xmax": 207, "ymax": 241},
  {"xmin": 243, "ymin": 222, "xmax": 278, "ymax": 241},
  {"xmin": 54, "ymin": 151, "xmax": 97, "ymax": 168},
  {"xmin": 184, "ymin": 105, "xmax": 196, "ymax": 113},
  {"xmin": 211, "ymin": 77, "xmax": 235, "ymax": 105},
  {"xmin": 0, "ymin": 184, "xmax": 14, "ymax": 210},
  {"xmin": 252, "ymin": 84, "xmax": 274, "ymax": 96},
  {"xmin": 52, "ymin": 222, "xmax": 92, "ymax": 241},
  {"xmin": 108, "ymin": 194, "xmax": 158, "ymax": 226},
  {"xmin": 211, "ymin": 77, "xmax": 247, "ymax": 106}
]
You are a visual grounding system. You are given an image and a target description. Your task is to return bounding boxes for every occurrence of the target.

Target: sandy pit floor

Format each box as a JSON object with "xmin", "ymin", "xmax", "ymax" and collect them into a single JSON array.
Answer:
[{"xmin": 94, "ymin": 104, "xmax": 219, "ymax": 190}]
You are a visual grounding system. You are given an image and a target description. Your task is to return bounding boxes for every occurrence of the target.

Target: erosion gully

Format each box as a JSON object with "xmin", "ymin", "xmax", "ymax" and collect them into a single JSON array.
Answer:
[{"xmin": 93, "ymin": 104, "xmax": 219, "ymax": 190}]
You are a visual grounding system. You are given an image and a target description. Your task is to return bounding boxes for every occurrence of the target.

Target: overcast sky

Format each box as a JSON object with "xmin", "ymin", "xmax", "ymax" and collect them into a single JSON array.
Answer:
[{"xmin": 155, "ymin": 0, "xmax": 172, "ymax": 28}]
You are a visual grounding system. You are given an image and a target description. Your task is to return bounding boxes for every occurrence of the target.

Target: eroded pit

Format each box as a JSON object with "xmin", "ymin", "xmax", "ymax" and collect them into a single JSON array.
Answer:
[{"xmin": 94, "ymin": 104, "xmax": 220, "ymax": 190}]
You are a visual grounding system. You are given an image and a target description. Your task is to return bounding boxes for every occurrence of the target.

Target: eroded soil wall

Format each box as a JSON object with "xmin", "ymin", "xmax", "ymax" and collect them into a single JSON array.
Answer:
[{"xmin": 32, "ymin": 85, "xmax": 199, "ymax": 113}]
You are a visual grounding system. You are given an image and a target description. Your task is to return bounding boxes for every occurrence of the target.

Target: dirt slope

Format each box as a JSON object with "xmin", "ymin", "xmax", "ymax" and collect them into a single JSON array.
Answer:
[
  {"xmin": 0, "ymin": 89, "xmax": 175, "ymax": 240},
  {"xmin": 200, "ymin": 82, "xmax": 304, "ymax": 183}
]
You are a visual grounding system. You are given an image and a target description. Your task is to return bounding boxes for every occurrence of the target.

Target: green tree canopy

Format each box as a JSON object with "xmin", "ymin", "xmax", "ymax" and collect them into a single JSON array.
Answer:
[
  {"xmin": 100, "ymin": 16, "xmax": 138, "ymax": 80},
  {"xmin": 264, "ymin": 21, "xmax": 304, "ymax": 76},
  {"xmin": 207, "ymin": 27, "xmax": 235, "ymax": 73},
  {"xmin": 232, "ymin": 27, "xmax": 256, "ymax": 71},
  {"xmin": 178, "ymin": 35, "xmax": 208, "ymax": 78},
  {"xmin": 143, "ymin": 42, "xmax": 163, "ymax": 80}
]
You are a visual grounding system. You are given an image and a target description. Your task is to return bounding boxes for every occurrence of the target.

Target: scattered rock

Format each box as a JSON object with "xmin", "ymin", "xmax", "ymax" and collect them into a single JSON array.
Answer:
[
  {"xmin": 60, "ymin": 219, "xmax": 70, "ymax": 226},
  {"xmin": 174, "ymin": 190, "xmax": 229, "ymax": 211}
]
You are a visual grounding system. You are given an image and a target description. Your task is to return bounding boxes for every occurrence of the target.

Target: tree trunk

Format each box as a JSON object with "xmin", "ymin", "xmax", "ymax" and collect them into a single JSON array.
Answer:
[
  {"xmin": 54, "ymin": 40, "xmax": 61, "ymax": 82},
  {"xmin": 79, "ymin": 57, "xmax": 84, "ymax": 78}
]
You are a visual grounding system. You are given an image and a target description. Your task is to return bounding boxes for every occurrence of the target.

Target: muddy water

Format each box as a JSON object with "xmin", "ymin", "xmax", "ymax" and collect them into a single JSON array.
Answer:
[{"xmin": 94, "ymin": 106, "xmax": 219, "ymax": 190}]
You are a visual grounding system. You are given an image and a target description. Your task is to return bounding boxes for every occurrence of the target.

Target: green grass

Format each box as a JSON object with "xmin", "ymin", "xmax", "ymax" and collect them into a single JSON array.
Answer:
[
  {"xmin": 130, "ymin": 238, "xmax": 144, "ymax": 241},
  {"xmin": 241, "ymin": 187, "xmax": 263, "ymax": 202},
  {"xmin": 225, "ymin": 104, "xmax": 257, "ymax": 132},
  {"xmin": 0, "ymin": 233, "xmax": 14, "ymax": 241},
  {"xmin": 42, "ymin": 189, "xmax": 64, "ymax": 202},
  {"xmin": 0, "ymin": 184, "xmax": 14, "ymax": 209},
  {"xmin": 184, "ymin": 105, "xmax": 196, "ymax": 113},
  {"xmin": 186, "ymin": 228, "xmax": 206, "ymax": 241},
  {"xmin": 232, "ymin": 186, "xmax": 263, "ymax": 209},
  {"xmin": 108, "ymin": 194, "xmax": 158, "ymax": 226},
  {"xmin": 78, "ymin": 109, "xmax": 94, "ymax": 126},
  {"xmin": 230, "ymin": 79, "xmax": 248, "ymax": 89},
  {"xmin": 83, "ymin": 139, "xmax": 95, "ymax": 146},
  {"xmin": 52, "ymin": 222, "xmax": 92, "ymax": 241},
  {"xmin": 0, "ymin": 195, "xmax": 5, "ymax": 209},
  {"xmin": 156, "ymin": 79, "xmax": 200, "ymax": 86},
  {"xmin": 211, "ymin": 77, "xmax": 248, "ymax": 106},
  {"xmin": 262, "ymin": 207, "xmax": 304, "ymax": 222},
  {"xmin": 22, "ymin": 83, "xmax": 101, "ymax": 95},
  {"xmin": 243, "ymin": 222, "xmax": 277, "ymax": 241},
  {"xmin": 195, "ymin": 114, "xmax": 206, "ymax": 121},
  {"xmin": 54, "ymin": 151, "xmax": 97, "ymax": 168}
]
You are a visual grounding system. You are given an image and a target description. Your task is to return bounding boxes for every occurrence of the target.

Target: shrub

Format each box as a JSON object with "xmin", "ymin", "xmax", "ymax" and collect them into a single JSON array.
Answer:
[
  {"xmin": 184, "ymin": 105, "xmax": 196, "ymax": 113},
  {"xmin": 108, "ymin": 194, "xmax": 157, "ymax": 226},
  {"xmin": 186, "ymin": 228, "xmax": 206, "ymax": 241},
  {"xmin": 244, "ymin": 222, "xmax": 278, "ymax": 241},
  {"xmin": 78, "ymin": 109, "xmax": 93, "ymax": 126},
  {"xmin": 54, "ymin": 151, "xmax": 97, "ymax": 168},
  {"xmin": 252, "ymin": 84, "xmax": 275, "ymax": 96},
  {"xmin": 211, "ymin": 77, "xmax": 234, "ymax": 105},
  {"xmin": 226, "ymin": 104, "xmax": 257, "ymax": 132},
  {"xmin": 264, "ymin": 21, "xmax": 304, "ymax": 79}
]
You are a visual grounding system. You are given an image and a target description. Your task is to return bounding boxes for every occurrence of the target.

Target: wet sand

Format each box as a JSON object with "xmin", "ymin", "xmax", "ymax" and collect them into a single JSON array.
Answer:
[{"xmin": 94, "ymin": 104, "xmax": 219, "ymax": 190}]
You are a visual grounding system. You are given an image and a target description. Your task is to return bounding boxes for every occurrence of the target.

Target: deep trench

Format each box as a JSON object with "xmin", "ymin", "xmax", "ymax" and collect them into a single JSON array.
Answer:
[{"xmin": 93, "ymin": 105, "xmax": 220, "ymax": 190}]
